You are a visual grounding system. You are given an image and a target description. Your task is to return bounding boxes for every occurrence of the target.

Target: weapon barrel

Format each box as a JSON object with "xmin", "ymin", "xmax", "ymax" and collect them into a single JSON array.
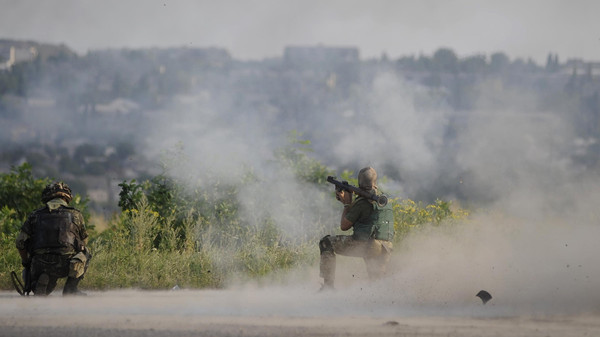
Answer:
[
  {"xmin": 23, "ymin": 266, "xmax": 32, "ymax": 294},
  {"xmin": 327, "ymin": 176, "xmax": 388, "ymax": 207}
]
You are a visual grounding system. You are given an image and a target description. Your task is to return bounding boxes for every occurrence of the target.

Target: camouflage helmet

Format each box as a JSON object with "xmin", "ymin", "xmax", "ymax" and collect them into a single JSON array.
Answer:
[
  {"xmin": 358, "ymin": 167, "xmax": 377, "ymax": 191},
  {"xmin": 41, "ymin": 181, "xmax": 73, "ymax": 204}
]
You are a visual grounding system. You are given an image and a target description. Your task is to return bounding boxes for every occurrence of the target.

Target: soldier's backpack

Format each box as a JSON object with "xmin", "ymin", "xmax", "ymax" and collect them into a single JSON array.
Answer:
[{"xmin": 369, "ymin": 202, "xmax": 395, "ymax": 241}]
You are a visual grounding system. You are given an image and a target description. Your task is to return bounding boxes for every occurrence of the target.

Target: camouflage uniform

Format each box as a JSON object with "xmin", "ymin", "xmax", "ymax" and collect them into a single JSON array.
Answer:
[
  {"xmin": 319, "ymin": 167, "xmax": 393, "ymax": 289},
  {"xmin": 15, "ymin": 182, "xmax": 90, "ymax": 296}
]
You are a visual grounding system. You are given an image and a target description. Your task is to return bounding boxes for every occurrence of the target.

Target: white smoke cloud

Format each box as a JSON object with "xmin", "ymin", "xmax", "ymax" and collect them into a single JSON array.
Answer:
[
  {"xmin": 330, "ymin": 72, "xmax": 450, "ymax": 197},
  {"xmin": 315, "ymin": 71, "xmax": 600, "ymax": 314},
  {"xmin": 33, "ymin": 52, "xmax": 593, "ymax": 315}
]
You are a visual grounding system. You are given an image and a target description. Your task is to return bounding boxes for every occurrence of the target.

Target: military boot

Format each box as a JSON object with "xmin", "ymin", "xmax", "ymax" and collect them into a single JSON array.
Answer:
[
  {"xmin": 34, "ymin": 273, "xmax": 49, "ymax": 296},
  {"xmin": 63, "ymin": 277, "xmax": 86, "ymax": 296}
]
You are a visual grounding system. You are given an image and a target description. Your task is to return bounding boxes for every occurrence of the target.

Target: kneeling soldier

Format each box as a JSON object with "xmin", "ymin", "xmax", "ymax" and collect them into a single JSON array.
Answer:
[
  {"xmin": 319, "ymin": 167, "xmax": 394, "ymax": 290},
  {"xmin": 16, "ymin": 182, "xmax": 91, "ymax": 296}
]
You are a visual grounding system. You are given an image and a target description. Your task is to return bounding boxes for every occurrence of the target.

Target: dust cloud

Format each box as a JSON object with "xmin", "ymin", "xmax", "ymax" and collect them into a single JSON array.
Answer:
[
  {"xmin": 5, "ymin": 44, "xmax": 597, "ymax": 316},
  {"xmin": 349, "ymin": 74, "xmax": 600, "ymax": 314},
  {"xmin": 134, "ymin": 64, "xmax": 600, "ymax": 316}
]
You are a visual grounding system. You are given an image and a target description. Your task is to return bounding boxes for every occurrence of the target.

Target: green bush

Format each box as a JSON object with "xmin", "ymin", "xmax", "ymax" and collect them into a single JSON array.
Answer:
[
  {"xmin": 0, "ymin": 231, "xmax": 21, "ymax": 289},
  {"xmin": 393, "ymin": 198, "xmax": 469, "ymax": 240},
  {"xmin": 0, "ymin": 162, "xmax": 91, "ymax": 232},
  {"xmin": 0, "ymin": 163, "xmax": 51, "ymax": 229}
]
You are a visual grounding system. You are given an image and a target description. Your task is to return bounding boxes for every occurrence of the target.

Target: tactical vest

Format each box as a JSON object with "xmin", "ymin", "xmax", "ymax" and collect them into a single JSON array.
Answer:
[
  {"xmin": 352, "ymin": 199, "xmax": 395, "ymax": 241},
  {"xmin": 369, "ymin": 203, "xmax": 395, "ymax": 241},
  {"xmin": 30, "ymin": 208, "xmax": 78, "ymax": 253}
]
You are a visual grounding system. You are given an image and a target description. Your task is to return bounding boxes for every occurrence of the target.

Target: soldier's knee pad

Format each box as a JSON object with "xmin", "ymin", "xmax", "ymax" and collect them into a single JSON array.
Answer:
[{"xmin": 319, "ymin": 235, "xmax": 334, "ymax": 254}]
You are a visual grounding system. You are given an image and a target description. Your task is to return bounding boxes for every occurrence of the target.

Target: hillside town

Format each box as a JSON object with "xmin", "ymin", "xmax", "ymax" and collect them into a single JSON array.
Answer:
[{"xmin": 1, "ymin": 39, "xmax": 599, "ymax": 214}]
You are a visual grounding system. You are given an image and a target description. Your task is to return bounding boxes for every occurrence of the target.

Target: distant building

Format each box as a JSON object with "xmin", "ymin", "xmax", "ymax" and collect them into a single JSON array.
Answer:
[
  {"xmin": 283, "ymin": 46, "xmax": 360, "ymax": 67},
  {"xmin": 0, "ymin": 46, "xmax": 37, "ymax": 70},
  {"xmin": 563, "ymin": 59, "xmax": 600, "ymax": 77}
]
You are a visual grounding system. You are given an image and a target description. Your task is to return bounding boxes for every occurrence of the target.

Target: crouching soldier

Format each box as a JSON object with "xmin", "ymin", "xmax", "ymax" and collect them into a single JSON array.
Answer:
[
  {"xmin": 319, "ymin": 167, "xmax": 394, "ymax": 290},
  {"xmin": 16, "ymin": 182, "xmax": 91, "ymax": 296}
]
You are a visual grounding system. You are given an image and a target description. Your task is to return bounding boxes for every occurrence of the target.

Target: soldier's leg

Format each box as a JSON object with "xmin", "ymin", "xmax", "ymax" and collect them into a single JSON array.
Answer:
[
  {"xmin": 68, "ymin": 252, "xmax": 88, "ymax": 279},
  {"xmin": 319, "ymin": 235, "xmax": 336, "ymax": 288},
  {"xmin": 45, "ymin": 276, "xmax": 59, "ymax": 295},
  {"xmin": 63, "ymin": 277, "xmax": 86, "ymax": 296},
  {"xmin": 364, "ymin": 240, "xmax": 393, "ymax": 280},
  {"xmin": 63, "ymin": 254, "xmax": 86, "ymax": 296},
  {"xmin": 319, "ymin": 235, "xmax": 365, "ymax": 288},
  {"xmin": 31, "ymin": 271, "xmax": 58, "ymax": 296},
  {"xmin": 34, "ymin": 273, "xmax": 49, "ymax": 295},
  {"xmin": 30, "ymin": 255, "xmax": 52, "ymax": 296},
  {"xmin": 46, "ymin": 255, "xmax": 69, "ymax": 295}
]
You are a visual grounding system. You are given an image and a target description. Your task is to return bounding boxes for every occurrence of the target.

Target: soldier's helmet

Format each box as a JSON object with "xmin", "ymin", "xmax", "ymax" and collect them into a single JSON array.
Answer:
[
  {"xmin": 358, "ymin": 167, "xmax": 377, "ymax": 191},
  {"xmin": 41, "ymin": 181, "xmax": 73, "ymax": 204}
]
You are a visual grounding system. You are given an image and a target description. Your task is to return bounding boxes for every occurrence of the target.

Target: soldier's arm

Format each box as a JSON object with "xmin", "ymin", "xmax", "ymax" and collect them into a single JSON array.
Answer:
[
  {"xmin": 15, "ymin": 217, "xmax": 32, "ymax": 265},
  {"xmin": 17, "ymin": 246, "xmax": 29, "ymax": 266},
  {"xmin": 337, "ymin": 190, "xmax": 354, "ymax": 231},
  {"xmin": 72, "ymin": 211, "xmax": 89, "ymax": 247},
  {"xmin": 340, "ymin": 205, "xmax": 353, "ymax": 231}
]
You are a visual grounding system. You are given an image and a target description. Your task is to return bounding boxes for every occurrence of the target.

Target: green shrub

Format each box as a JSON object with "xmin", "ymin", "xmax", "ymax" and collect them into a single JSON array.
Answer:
[
  {"xmin": 0, "ymin": 162, "xmax": 91, "ymax": 233},
  {"xmin": 0, "ymin": 231, "xmax": 20, "ymax": 289},
  {"xmin": 0, "ymin": 163, "xmax": 51, "ymax": 231},
  {"xmin": 393, "ymin": 198, "xmax": 469, "ymax": 241}
]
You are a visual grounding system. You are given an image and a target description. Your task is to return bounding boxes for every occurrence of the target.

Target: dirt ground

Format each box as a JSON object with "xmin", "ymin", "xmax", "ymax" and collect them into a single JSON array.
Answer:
[{"xmin": 1, "ymin": 288, "xmax": 600, "ymax": 337}]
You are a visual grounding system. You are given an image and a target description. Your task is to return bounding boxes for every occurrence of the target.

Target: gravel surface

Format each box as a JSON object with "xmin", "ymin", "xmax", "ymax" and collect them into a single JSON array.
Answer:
[{"xmin": 2, "ymin": 289, "xmax": 600, "ymax": 337}]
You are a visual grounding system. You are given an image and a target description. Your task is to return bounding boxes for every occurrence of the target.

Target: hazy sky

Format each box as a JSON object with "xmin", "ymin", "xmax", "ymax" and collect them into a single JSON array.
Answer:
[{"xmin": 2, "ymin": 0, "xmax": 599, "ymax": 64}]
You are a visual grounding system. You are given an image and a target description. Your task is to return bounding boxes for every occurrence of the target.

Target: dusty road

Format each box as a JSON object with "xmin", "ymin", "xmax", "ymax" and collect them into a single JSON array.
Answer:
[{"xmin": 1, "ymin": 287, "xmax": 600, "ymax": 337}]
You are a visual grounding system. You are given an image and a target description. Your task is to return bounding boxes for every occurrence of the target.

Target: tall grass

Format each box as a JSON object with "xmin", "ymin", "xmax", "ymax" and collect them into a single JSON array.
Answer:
[
  {"xmin": 80, "ymin": 194, "xmax": 316, "ymax": 289},
  {"xmin": 0, "ymin": 143, "xmax": 469, "ymax": 291},
  {"xmin": 0, "ymin": 195, "xmax": 468, "ymax": 290}
]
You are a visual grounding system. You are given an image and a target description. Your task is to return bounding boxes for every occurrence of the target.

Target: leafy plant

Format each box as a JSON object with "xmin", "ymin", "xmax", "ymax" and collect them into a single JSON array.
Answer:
[
  {"xmin": 274, "ymin": 130, "xmax": 334, "ymax": 185},
  {"xmin": 393, "ymin": 198, "xmax": 469, "ymax": 241},
  {"xmin": 0, "ymin": 163, "xmax": 51, "ymax": 223}
]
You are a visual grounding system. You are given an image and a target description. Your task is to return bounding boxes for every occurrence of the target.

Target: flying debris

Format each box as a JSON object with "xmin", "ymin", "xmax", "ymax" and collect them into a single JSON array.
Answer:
[{"xmin": 476, "ymin": 290, "xmax": 492, "ymax": 304}]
